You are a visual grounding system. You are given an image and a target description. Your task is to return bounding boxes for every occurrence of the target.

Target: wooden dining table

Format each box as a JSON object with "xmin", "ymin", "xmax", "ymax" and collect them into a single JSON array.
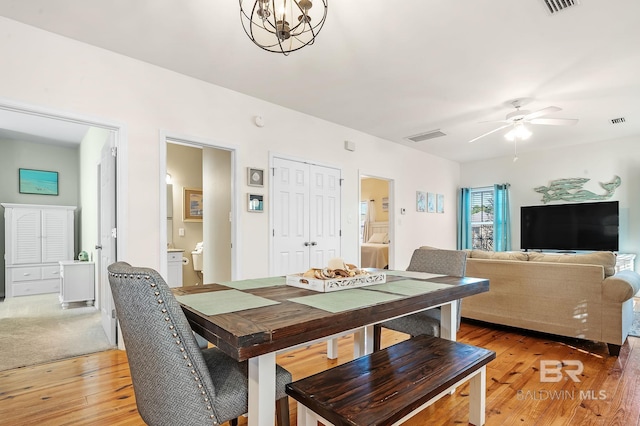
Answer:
[{"xmin": 174, "ymin": 270, "xmax": 489, "ymax": 426}]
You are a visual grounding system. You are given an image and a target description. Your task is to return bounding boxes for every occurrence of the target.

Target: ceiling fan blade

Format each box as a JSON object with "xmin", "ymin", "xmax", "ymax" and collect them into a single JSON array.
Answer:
[
  {"xmin": 529, "ymin": 118, "xmax": 579, "ymax": 126},
  {"xmin": 524, "ymin": 106, "xmax": 562, "ymax": 120},
  {"xmin": 468, "ymin": 124, "xmax": 512, "ymax": 143},
  {"xmin": 478, "ymin": 119, "xmax": 511, "ymax": 124}
]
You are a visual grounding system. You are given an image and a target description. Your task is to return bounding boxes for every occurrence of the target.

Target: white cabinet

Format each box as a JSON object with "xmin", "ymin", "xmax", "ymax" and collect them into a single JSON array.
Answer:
[
  {"xmin": 2, "ymin": 203, "xmax": 76, "ymax": 297},
  {"xmin": 167, "ymin": 250, "xmax": 184, "ymax": 288},
  {"xmin": 59, "ymin": 261, "xmax": 95, "ymax": 308}
]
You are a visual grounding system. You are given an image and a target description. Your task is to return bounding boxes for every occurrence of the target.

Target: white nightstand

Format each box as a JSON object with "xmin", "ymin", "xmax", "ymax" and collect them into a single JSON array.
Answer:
[{"xmin": 59, "ymin": 261, "xmax": 95, "ymax": 308}]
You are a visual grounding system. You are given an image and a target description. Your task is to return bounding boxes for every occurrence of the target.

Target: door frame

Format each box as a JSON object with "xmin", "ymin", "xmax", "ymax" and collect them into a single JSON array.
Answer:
[
  {"xmin": 0, "ymin": 96, "xmax": 128, "ymax": 343},
  {"xmin": 158, "ymin": 130, "xmax": 239, "ymax": 280},
  {"xmin": 358, "ymin": 171, "xmax": 395, "ymax": 270},
  {"xmin": 268, "ymin": 152, "xmax": 343, "ymax": 276}
]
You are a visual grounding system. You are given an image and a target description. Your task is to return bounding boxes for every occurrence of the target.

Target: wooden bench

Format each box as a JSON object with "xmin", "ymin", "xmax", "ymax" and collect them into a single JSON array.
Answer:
[{"xmin": 286, "ymin": 334, "xmax": 496, "ymax": 426}]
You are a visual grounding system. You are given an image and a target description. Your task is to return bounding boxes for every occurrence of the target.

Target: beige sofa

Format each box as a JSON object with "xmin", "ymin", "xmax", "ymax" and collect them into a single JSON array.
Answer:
[{"xmin": 460, "ymin": 250, "xmax": 640, "ymax": 355}]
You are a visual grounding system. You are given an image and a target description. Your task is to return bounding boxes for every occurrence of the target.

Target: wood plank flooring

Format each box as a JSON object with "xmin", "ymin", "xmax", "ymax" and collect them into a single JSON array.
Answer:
[{"xmin": 1, "ymin": 320, "xmax": 638, "ymax": 425}]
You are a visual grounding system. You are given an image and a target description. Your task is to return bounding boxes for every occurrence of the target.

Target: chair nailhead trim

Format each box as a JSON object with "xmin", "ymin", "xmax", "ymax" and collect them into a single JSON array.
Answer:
[{"xmin": 110, "ymin": 267, "xmax": 218, "ymax": 422}]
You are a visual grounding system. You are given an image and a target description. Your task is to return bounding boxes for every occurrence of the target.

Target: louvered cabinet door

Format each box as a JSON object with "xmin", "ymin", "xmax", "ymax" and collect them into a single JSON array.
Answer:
[
  {"xmin": 9, "ymin": 207, "xmax": 42, "ymax": 265},
  {"xmin": 41, "ymin": 208, "xmax": 74, "ymax": 263}
]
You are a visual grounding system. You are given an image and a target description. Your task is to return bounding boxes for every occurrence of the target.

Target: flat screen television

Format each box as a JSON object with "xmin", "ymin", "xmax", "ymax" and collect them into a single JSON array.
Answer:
[{"xmin": 521, "ymin": 201, "xmax": 619, "ymax": 252}]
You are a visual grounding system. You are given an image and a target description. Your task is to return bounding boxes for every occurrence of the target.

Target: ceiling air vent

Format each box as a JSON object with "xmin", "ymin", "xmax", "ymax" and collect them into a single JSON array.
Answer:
[
  {"xmin": 406, "ymin": 129, "xmax": 446, "ymax": 143},
  {"xmin": 611, "ymin": 117, "xmax": 626, "ymax": 124},
  {"xmin": 542, "ymin": 0, "xmax": 580, "ymax": 15}
]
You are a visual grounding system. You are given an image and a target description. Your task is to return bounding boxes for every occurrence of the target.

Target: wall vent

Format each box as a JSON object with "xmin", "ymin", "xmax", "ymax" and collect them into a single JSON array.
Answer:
[
  {"xmin": 611, "ymin": 117, "xmax": 626, "ymax": 124},
  {"xmin": 406, "ymin": 129, "xmax": 446, "ymax": 143},
  {"xmin": 542, "ymin": 0, "xmax": 580, "ymax": 15}
]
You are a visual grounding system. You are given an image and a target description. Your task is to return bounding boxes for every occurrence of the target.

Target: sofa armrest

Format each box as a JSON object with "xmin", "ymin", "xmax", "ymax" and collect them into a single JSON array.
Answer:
[{"xmin": 602, "ymin": 270, "xmax": 640, "ymax": 302}]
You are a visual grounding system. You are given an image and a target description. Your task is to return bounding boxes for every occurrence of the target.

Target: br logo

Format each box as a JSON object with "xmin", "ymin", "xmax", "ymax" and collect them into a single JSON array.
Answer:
[{"xmin": 540, "ymin": 360, "xmax": 583, "ymax": 383}]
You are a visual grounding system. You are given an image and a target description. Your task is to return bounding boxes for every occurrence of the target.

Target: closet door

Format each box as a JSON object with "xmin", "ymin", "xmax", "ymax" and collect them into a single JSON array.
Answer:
[
  {"xmin": 308, "ymin": 164, "xmax": 341, "ymax": 269},
  {"xmin": 271, "ymin": 157, "xmax": 341, "ymax": 276},
  {"xmin": 272, "ymin": 157, "xmax": 310, "ymax": 276}
]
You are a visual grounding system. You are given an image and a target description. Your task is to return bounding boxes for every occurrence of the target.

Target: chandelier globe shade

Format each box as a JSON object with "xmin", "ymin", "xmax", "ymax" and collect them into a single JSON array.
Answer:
[{"xmin": 240, "ymin": 0, "xmax": 328, "ymax": 55}]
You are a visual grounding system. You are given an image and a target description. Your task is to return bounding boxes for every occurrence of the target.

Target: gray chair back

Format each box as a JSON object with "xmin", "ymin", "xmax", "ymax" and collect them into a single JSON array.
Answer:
[
  {"xmin": 408, "ymin": 248, "xmax": 467, "ymax": 328},
  {"xmin": 407, "ymin": 248, "xmax": 467, "ymax": 277},
  {"xmin": 108, "ymin": 262, "xmax": 223, "ymax": 425}
]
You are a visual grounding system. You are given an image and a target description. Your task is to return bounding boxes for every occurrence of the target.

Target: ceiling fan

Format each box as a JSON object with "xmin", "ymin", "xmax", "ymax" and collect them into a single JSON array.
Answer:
[{"xmin": 468, "ymin": 100, "xmax": 579, "ymax": 144}]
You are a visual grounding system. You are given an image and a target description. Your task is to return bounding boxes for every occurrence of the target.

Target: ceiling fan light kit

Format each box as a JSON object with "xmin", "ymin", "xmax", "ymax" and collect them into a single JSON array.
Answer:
[
  {"xmin": 504, "ymin": 122, "xmax": 532, "ymax": 142},
  {"xmin": 469, "ymin": 99, "xmax": 578, "ymax": 159},
  {"xmin": 239, "ymin": 0, "xmax": 328, "ymax": 55}
]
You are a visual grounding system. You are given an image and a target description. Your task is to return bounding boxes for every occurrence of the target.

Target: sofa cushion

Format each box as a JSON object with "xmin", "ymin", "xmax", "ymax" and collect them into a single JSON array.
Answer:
[
  {"xmin": 527, "ymin": 251, "xmax": 616, "ymax": 277},
  {"xmin": 469, "ymin": 250, "xmax": 529, "ymax": 261}
]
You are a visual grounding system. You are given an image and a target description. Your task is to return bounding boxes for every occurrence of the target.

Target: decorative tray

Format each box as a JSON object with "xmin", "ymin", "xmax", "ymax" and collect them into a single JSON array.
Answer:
[{"xmin": 286, "ymin": 272, "xmax": 386, "ymax": 293}]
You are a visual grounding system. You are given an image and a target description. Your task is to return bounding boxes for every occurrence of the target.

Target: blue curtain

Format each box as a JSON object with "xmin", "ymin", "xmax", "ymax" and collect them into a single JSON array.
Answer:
[
  {"xmin": 494, "ymin": 183, "xmax": 511, "ymax": 251},
  {"xmin": 457, "ymin": 187, "xmax": 472, "ymax": 250}
]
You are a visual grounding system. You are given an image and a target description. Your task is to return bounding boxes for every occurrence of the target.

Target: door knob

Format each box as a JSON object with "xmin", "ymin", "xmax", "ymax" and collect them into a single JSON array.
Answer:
[
  {"xmin": 95, "ymin": 245, "xmax": 103, "ymax": 250},
  {"xmin": 310, "ymin": 241, "xmax": 318, "ymax": 246}
]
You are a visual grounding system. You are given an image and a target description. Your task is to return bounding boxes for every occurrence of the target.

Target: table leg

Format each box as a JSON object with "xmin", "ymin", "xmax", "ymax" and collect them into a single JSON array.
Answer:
[
  {"xmin": 248, "ymin": 352, "xmax": 276, "ymax": 426},
  {"xmin": 440, "ymin": 300, "xmax": 457, "ymax": 341},
  {"xmin": 326, "ymin": 338, "xmax": 338, "ymax": 359},
  {"xmin": 353, "ymin": 325, "xmax": 374, "ymax": 358}
]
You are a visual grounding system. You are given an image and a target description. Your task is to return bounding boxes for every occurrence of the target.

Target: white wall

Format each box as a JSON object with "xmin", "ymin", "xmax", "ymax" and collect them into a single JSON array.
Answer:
[
  {"xmin": 0, "ymin": 17, "xmax": 460, "ymax": 276},
  {"xmin": 460, "ymin": 136, "xmax": 640, "ymax": 264}
]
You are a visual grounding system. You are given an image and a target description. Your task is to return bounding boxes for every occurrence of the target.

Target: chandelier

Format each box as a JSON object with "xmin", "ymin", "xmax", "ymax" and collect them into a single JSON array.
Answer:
[{"xmin": 239, "ymin": 0, "xmax": 328, "ymax": 55}]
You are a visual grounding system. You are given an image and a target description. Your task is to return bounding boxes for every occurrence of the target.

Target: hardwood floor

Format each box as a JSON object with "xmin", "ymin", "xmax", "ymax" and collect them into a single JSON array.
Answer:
[{"xmin": 1, "ymin": 320, "xmax": 638, "ymax": 425}]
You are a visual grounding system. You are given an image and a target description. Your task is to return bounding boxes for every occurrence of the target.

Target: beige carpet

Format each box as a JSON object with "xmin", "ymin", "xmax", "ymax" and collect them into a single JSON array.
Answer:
[{"xmin": 0, "ymin": 293, "xmax": 114, "ymax": 371}]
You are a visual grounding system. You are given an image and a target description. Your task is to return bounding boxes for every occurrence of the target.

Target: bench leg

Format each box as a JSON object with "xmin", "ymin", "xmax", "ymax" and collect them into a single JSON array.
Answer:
[
  {"xmin": 468, "ymin": 366, "xmax": 487, "ymax": 426},
  {"xmin": 297, "ymin": 402, "xmax": 335, "ymax": 426}
]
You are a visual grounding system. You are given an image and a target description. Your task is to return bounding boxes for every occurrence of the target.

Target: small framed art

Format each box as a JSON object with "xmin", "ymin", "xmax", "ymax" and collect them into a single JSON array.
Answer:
[
  {"xmin": 19, "ymin": 168, "xmax": 59, "ymax": 195},
  {"xmin": 427, "ymin": 193, "xmax": 436, "ymax": 213},
  {"xmin": 248, "ymin": 167, "xmax": 264, "ymax": 187},
  {"xmin": 416, "ymin": 191, "xmax": 426, "ymax": 212},
  {"xmin": 437, "ymin": 194, "xmax": 444, "ymax": 213},
  {"xmin": 248, "ymin": 194, "xmax": 264, "ymax": 212},
  {"xmin": 183, "ymin": 188, "xmax": 203, "ymax": 222}
]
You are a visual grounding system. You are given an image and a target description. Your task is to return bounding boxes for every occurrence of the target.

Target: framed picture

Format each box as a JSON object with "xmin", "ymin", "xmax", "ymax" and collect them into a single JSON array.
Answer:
[
  {"xmin": 19, "ymin": 168, "xmax": 59, "ymax": 195},
  {"xmin": 427, "ymin": 193, "xmax": 436, "ymax": 213},
  {"xmin": 437, "ymin": 193, "xmax": 444, "ymax": 213},
  {"xmin": 183, "ymin": 188, "xmax": 203, "ymax": 222},
  {"xmin": 248, "ymin": 193, "xmax": 264, "ymax": 212},
  {"xmin": 416, "ymin": 191, "xmax": 426, "ymax": 212},
  {"xmin": 247, "ymin": 167, "xmax": 264, "ymax": 187},
  {"xmin": 382, "ymin": 197, "xmax": 389, "ymax": 212}
]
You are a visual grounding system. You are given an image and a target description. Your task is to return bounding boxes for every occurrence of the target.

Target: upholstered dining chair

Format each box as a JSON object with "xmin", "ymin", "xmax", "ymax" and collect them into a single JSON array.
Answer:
[
  {"xmin": 373, "ymin": 248, "xmax": 468, "ymax": 351},
  {"xmin": 107, "ymin": 262, "xmax": 291, "ymax": 426}
]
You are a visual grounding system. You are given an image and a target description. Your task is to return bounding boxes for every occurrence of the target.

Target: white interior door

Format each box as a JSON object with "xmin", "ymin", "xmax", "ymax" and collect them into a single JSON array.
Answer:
[
  {"xmin": 271, "ymin": 157, "xmax": 341, "ymax": 275},
  {"xmin": 98, "ymin": 135, "xmax": 117, "ymax": 346},
  {"xmin": 272, "ymin": 157, "xmax": 310, "ymax": 276},
  {"xmin": 309, "ymin": 165, "xmax": 341, "ymax": 268}
]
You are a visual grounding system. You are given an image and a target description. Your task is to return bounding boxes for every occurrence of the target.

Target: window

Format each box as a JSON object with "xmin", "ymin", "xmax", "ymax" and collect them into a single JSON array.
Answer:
[
  {"xmin": 470, "ymin": 188, "xmax": 494, "ymax": 250},
  {"xmin": 360, "ymin": 201, "xmax": 368, "ymax": 243}
]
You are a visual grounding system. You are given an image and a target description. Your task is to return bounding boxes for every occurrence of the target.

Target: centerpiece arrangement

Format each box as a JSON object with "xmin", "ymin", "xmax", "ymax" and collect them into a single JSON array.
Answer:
[{"xmin": 286, "ymin": 258, "xmax": 386, "ymax": 292}]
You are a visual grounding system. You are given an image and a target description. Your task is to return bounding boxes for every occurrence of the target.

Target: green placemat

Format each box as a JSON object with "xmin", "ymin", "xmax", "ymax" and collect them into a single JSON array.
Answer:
[
  {"xmin": 386, "ymin": 270, "xmax": 445, "ymax": 280},
  {"xmin": 288, "ymin": 288, "xmax": 402, "ymax": 313},
  {"xmin": 176, "ymin": 289, "xmax": 279, "ymax": 316},
  {"xmin": 219, "ymin": 276, "xmax": 285, "ymax": 290},
  {"xmin": 365, "ymin": 279, "xmax": 451, "ymax": 296}
]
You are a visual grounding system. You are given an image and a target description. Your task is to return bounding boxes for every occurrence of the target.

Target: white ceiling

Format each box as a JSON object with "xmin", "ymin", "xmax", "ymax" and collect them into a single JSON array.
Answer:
[{"xmin": 0, "ymin": 0, "xmax": 638, "ymax": 162}]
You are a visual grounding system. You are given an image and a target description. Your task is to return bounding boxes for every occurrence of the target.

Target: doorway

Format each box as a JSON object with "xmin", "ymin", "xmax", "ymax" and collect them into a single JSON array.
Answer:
[
  {"xmin": 160, "ymin": 133, "xmax": 236, "ymax": 285},
  {"xmin": 359, "ymin": 175, "xmax": 394, "ymax": 269},
  {"xmin": 0, "ymin": 99, "xmax": 125, "ymax": 360}
]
